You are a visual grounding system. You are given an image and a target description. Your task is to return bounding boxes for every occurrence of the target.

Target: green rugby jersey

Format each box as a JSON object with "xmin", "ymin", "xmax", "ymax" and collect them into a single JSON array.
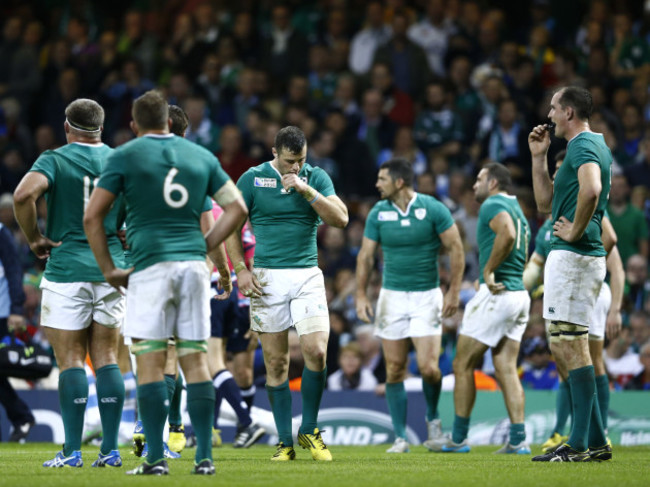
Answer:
[
  {"xmin": 534, "ymin": 218, "xmax": 553, "ymax": 259},
  {"xmin": 98, "ymin": 134, "xmax": 230, "ymax": 271},
  {"xmin": 237, "ymin": 161, "xmax": 335, "ymax": 268},
  {"xmin": 30, "ymin": 143, "xmax": 125, "ymax": 283},
  {"xmin": 477, "ymin": 193, "xmax": 530, "ymax": 291},
  {"xmin": 364, "ymin": 193, "xmax": 454, "ymax": 291},
  {"xmin": 551, "ymin": 132, "xmax": 611, "ymax": 256}
]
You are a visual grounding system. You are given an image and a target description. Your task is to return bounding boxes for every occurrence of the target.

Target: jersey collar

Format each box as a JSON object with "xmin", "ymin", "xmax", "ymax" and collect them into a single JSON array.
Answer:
[
  {"xmin": 143, "ymin": 133, "xmax": 174, "ymax": 139},
  {"xmin": 71, "ymin": 141, "xmax": 104, "ymax": 147},
  {"xmin": 391, "ymin": 192, "xmax": 417, "ymax": 217}
]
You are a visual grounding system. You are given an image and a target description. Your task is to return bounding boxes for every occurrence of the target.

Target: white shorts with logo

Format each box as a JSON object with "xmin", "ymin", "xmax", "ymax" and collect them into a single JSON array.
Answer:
[
  {"xmin": 460, "ymin": 284, "xmax": 530, "ymax": 347},
  {"xmin": 124, "ymin": 261, "xmax": 211, "ymax": 341},
  {"xmin": 249, "ymin": 267, "xmax": 329, "ymax": 335},
  {"xmin": 374, "ymin": 287, "xmax": 443, "ymax": 340},
  {"xmin": 40, "ymin": 277, "xmax": 125, "ymax": 330},
  {"xmin": 543, "ymin": 250, "xmax": 606, "ymax": 327}
]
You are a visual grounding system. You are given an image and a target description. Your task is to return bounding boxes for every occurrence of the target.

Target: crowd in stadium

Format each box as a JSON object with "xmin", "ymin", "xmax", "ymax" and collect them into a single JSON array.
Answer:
[{"xmin": 1, "ymin": 0, "xmax": 649, "ymax": 404}]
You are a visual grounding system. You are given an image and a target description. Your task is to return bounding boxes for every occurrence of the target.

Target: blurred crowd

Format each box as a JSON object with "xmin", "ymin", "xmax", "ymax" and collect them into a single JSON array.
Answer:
[{"xmin": 1, "ymin": 0, "xmax": 650, "ymax": 394}]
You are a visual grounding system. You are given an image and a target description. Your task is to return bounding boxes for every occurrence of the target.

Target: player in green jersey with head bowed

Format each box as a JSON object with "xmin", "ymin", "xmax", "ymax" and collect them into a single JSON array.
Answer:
[
  {"xmin": 355, "ymin": 158, "xmax": 465, "ymax": 453},
  {"xmin": 84, "ymin": 91, "xmax": 247, "ymax": 475},
  {"xmin": 528, "ymin": 86, "xmax": 612, "ymax": 462},
  {"xmin": 226, "ymin": 125, "xmax": 348, "ymax": 461},
  {"xmin": 14, "ymin": 99, "xmax": 127, "ymax": 468},
  {"xmin": 430, "ymin": 162, "xmax": 531, "ymax": 455}
]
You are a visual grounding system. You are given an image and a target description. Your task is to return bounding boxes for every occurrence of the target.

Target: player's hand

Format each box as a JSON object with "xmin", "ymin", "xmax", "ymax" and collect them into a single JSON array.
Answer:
[
  {"xmin": 553, "ymin": 216, "xmax": 577, "ymax": 242},
  {"xmin": 105, "ymin": 267, "xmax": 134, "ymax": 293},
  {"xmin": 238, "ymin": 269, "xmax": 263, "ymax": 298},
  {"xmin": 117, "ymin": 229, "xmax": 129, "ymax": 250},
  {"xmin": 8, "ymin": 314, "xmax": 25, "ymax": 332},
  {"xmin": 29, "ymin": 236, "xmax": 62, "ymax": 259},
  {"xmin": 528, "ymin": 124, "xmax": 551, "ymax": 158},
  {"xmin": 484, "ymin": 272, "xmax": 505, "ymax": 294},
  {"xmin": 606, "ymin": 310, "xmax": 622, "ymax": 341},
  {"xmin": 355, "ymin": 294, "xmax": 374, "ymax": 323},
  {"xmin": 281, "ymin": 173, "xmax": 308, "ymax": 194},
  {"xmin": 213, "ymin": 275, "xmax": 233, "ymax": 301},
  {"xmin": 244, "ymin": 329, "xmax": 259, "ymax": 352},
  {"xmin": 442, "ymin": 291, "xmax": 460, "ymax": 318}
]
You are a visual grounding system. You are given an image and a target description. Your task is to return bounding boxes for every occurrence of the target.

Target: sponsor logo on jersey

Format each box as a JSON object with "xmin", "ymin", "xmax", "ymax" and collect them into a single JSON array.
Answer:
[
  {"xmin": 401, "ymin": 219, "xmax": 411, "ymax": 226},
  {"xmin": 254, "ymin": 177, "xmax": 277, "ymax": 188},
  {"xmin": 378, "ymin": 211, "xmax": 398, "ymax": 221},
  {"xmin": 414, "ymin": 208, "xmax": 426, "ymax": 220}
]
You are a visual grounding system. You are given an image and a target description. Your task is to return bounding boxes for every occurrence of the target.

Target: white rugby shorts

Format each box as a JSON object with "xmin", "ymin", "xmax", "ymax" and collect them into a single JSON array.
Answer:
[{"xmin": 374, "ymin": 287, "xmax": 443, "ymax": 340}]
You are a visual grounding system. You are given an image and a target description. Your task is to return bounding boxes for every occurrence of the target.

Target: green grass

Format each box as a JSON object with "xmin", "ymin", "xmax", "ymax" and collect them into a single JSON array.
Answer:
[{"xmin": 1, "ymin": 443, "xmax": 649, "ymax": 487}]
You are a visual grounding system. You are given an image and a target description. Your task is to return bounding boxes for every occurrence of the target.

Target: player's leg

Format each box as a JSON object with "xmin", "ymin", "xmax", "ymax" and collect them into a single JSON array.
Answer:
[
  {"xmin": 88, "ymin": 320, "xmax": 124, "ymax": 464},
  {"xmin": 589, "ymin": 339, "xmax": 609, "ymax": 432},
  {"xmin": 116, "ymin": 336, "xmax": 138, "ymax": 446},
  {"xmin": 164, "ymin": 340, "xmax": 186, "ymax": 453},
  {"xmin": 381, "ymin": 337, "xmax": 411, "ymax": 452},
  {"xmin": 231, "ymin": 304, "xmax": 256, "ymax": 410},
  {"xmin": 492, "ymin": 337, "xmax": 529, "ymax": 453}
]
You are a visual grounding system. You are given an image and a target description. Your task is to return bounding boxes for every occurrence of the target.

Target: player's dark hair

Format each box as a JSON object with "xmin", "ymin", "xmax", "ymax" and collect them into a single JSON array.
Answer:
[
  {"xmin": 65, "ymin": 98, "xmax": 104, "ymax": 135},
  {"xmin": 557, "ymin": 86, "xmax": 593, "ymax": 121},
  {"xmin": 274, "ymin": 125, "xmax": 306, "ymax": 155},
  {"xmin": 168, "ymin": 104, "xmax": 188, "ymax": 137},
  {"xmin": 132, "ymin": 90, "xmax": 168, "ymax": 130},
  {"xmin": 380, "ymin": 157, "xmax": 414, "ymax": 187},
  {"xmin": 484, "ymin": 161, "xmax": 512, "ymax": 192}
]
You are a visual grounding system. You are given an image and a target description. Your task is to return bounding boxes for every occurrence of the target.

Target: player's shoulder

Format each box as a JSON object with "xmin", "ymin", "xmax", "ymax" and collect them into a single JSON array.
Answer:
[
  {"xmin": 239, "ymin": 161, "xmax": 269, "ymax": 180},
  {"xmin": 368, "ymin": 199, "xmax": 395, "ymax": 220},
  {"xmin": 416, "ymin": 193, "xmax": 447, "ymax": 211}
]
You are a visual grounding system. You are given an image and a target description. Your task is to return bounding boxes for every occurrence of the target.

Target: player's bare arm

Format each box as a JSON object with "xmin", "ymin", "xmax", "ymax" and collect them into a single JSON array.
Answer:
[
  {"xmin": 84, "ymin": 186, "xmax": 133, "ymax": 291},
  {"xmin": 13, "ymin": 171, "xmax": 62, "ymax": 258},
  {"xmin": 523, "ymin": 251, "xmax": 545, "ymax": 291},
  {"xmin": 225, "ymin": 225, "xmax": 263, "ymax": 298},
  {"xmin": 355, "ymin": 236, "xmax": 378, "ymax": 323},
  {"xmin": 439, "ymin": 223, "xmax": 465, "ymax": 317},
  {"xmin": 605, "ymin": 245, "xmax": 624, "ymax": 340},
  {"xmin": 282, "ymin": 173, "xmax": 349, "ymax": 228},
  {"xmin": 201, "ymin": 209, "xmax": 232, "ymax": 300},
  {"xmin": 528, "ymin": 124, "xmax": 553, "ymax": 213},
  {"xmin": 553, "ymin": 163, "xmax": 601, "ymax": 242},
  {"xmin": 205, "ymin": 181, "xmax": 248, "ymax": 254},
  {"xmin": 484, "ymin": 211, "xmax": 516, "ymax": 294}
]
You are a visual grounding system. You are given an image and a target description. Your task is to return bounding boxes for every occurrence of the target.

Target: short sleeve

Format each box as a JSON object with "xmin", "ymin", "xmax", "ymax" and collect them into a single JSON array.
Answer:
[
  {"xmin": 364, "ymin": 205, "xmax": 380, "ymax": 242},
  {"xmin": 310, "ymin": 167, "xmax": 336, "ymax": 197},
  {"xmin": 97, "ymin": 150, "xmax": 125, "ymax": 195},
  {"xmin": 429, "ymin": 198, "xmax": 454, "ymax": 235},
  {"xmin": 201, "ymin": 196, "xmax": 212, "ymax": 212},
  {"xmin": 29, "ymin": 151, "xmax": 57, "ymax": 188},
  {"xmin": 479, "ymin": 197, "xmax": 506, "ymax": 223},
  {"xmin": 571, "ymin": 139, "xmax": 601, "ymax": 170},
  {"xmin": 236, "ymin": 170, "xmax": 254, "ymax": 210},
  {"xmin": 207, "ymin": 156, "xmax": 232, "ymax": 197}
]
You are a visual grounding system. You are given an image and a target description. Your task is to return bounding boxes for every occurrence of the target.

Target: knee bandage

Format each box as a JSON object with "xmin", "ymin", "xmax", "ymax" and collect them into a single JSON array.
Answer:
[
  {"xmin": 548, "ymin": 321, "xmax": 589, "ymax": 343},
  {"xmin": 176, "ymin": 339, "xmax": 208, "ymax": 357},
  {"xmin": 130, "ymin": 339, "xmax": 167, "ymax": 356}
]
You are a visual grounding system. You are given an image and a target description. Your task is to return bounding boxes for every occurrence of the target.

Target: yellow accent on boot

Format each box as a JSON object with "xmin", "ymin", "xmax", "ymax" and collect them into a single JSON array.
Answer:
[
  {"xmin": 541, "ymin": 432, "xmax": 567, "ymax": 453},
  {"xmin": 271, "ymin": 443, "xmax": 296, "ymax": 461},
  {"xmin": 212, "ymin": 428, "xmax": 222, "ymax": 448},
  {"xmin": 167, "ymin": 424, "xmax": 186, "ymax": 453},
  {"xmin": 297, "ymin": 428, "xmax": 332, "ymax": 461}
]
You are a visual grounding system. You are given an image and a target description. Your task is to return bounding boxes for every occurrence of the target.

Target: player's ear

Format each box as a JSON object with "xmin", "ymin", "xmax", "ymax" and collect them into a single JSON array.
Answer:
[
  {"xmin": 129, "ymin": 120, "xmax": 138, "ymax": 136},
  {"xmin": 567, "ymin": 107, "xmax": 574, "ymax": 121},
  {"xmin": 271, "ymin": 147, "xmax": 277, "ymax": 158},
  {"xmin": 168, "ymin": 118, "xmax": 173, "ymax": 131}
]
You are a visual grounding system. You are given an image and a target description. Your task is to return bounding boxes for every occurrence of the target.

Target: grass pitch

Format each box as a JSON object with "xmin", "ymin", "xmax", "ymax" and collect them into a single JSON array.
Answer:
[{"xmin": 1, "ymin": 443, "xmax": 649, "ymax": 487}]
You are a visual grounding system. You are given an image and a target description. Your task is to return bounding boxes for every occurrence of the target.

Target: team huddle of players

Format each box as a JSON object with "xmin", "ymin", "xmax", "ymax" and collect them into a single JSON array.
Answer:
[{"xmin": 12, "ymin": 85, "xmax": 614, "ymax": 475}]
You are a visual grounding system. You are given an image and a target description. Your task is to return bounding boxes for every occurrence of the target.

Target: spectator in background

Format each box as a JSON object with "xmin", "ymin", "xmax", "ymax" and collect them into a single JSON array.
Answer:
[
  {"xmin": 629, "ymin": 310, "xmax": 650, "ymax": 352},
  {"xmin": 308, "ymin": 129, "xmax": 339, "ymax": 188},
  {"xmin": 619, "ymin": 103, "xmax": 644, "ymax": 167},
  {"xmin": 231, "ymin": 68, "xmax": 260, "ymax": 132},
  {"xmin": 377, "ymin": 126, "xmax": 426, "ymax": 176},
  {"xmin": 608, "ymin": 175, "xmax": 649, "ymax": 265},
  {"xmin": 373, "ymin": 8, "xmax": 430, "ymax": 100},
  {"xmin": 216, "ymin": 125, "xmax": 255, "ymax": 183},
  {"xmin": 448, "ymin": 55, "xmax": 482, "ymax": 144},
  {"xmin": 625, "ymin": 342, "xmax": 650, "ymax": 390},
  {"xmin": 355, "ymin": 324, "xmax": 386, "ymax": 385},
  {"xmin": 116, "ymin": 11, "xmax": 158, "ymax": 80},
  {"xmin": 369, "ymin": 62, "xmax": 415, "ymax": 127},
  {"xmin": 330, "ymin": 74, "xmax": 360, "ymax": 121},
  {"xmin": 0, "ymin": 216, "xmax": 35, "ymax": 442},
  {"xmin": 624, "ymin": 254, "xmax": 650, "ymax": 313},
  {"xmin": 519, "ymin": 337, "xmax": 559, "ymax": 390},
  {"xmin": 327, "ymin": 342, "xmax": 378, "ymax": 391},
  {"xmin": 0, "ymin": 17, "xmax": 23, "ymax": 96},
  {"xmin": 625, "ymin": 136, "xmax": 650, "ymax": 189},
  {"xmin": 407, "ymin": 0, "xmax": 456, "ymax": 76},
  {"xmin": 41, "ymin": 68, "xmax": 81, "ymax": 144},
  {"xmin": 0, "ymin": 149, "xmax": 27, "ymax": 195},
  {"xmin": 609, "ymin": 12, "xmax": 650, "ymax": 88},
  {"xmin": 355, "ymin": 89, "xmax": 396, "ymax": 167},
  {"xmin": 184, "ymin": 96, "xmax": 221, "ymax": 154},
  {"xmin": 5, "ymin": 20, "xmax": 42, "ymax": 119},
  {"xmin": 320, "ymin": 226, "xmax": 355, "ymax": 279},
  {"xmin": 231, "ymin": 11, "xmax": 260, "ymax": 67},
  {"xmin": 604, "ymin": 327, "xmax": 644, "ymax": 388},
  {"xmin": 349, "ymin": 1, "xmax": 391, "ymax": 75},
  {"xmin": 307, "ymin": 44, "xmax": 337, "ymax": 113}
]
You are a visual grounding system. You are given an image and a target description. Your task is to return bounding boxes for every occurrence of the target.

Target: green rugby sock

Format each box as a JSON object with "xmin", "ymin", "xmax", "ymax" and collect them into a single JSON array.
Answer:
[
  {"xmin": 385, "ymin": 382, "xmax": 407, "ymax": 440},
  {"xmin": 595, "ymin": 374, "xmax": 609, "ymax": 430},
  {"xmin": 299, "ymin": 366, "xmax": 327, "ymax": 435},
  {"xmin": 137, "ymin": 381, "xmax": 169, "ymax": 463},
  {"xmin": 509, "ymin": 422, "xmax": 526, "ymax": 445},
  {"xmin": 166, "ymin": 374, "xmax": 184, "ymax": 426},
  {"xmin": 186, "ymin": 381, "xmax": 215, "ymax": 462},
  {"xmin": 95, "ymin": 364, "xmax": 125, "ymax": 453},
  {"xmin": 59, "ymin": 367, "xmax": 88, "ymax": 456},
  {"xmin": 452, "ymin": 415, "xmax": 470, "ymax": 444},
  {"xmin": 423, "ymin": 378, "xmax": 442, "ymax": 422},
  {"xmin": 553, "ymin": 381, "xmax": 571, "ymax": 435},
  {"xmin": 266, "ymin": 380, "xmax": 293, "ymax": 446},
  {"xmin": 567, "ymin": 366, "xmax": 595, "ymax": 452}
]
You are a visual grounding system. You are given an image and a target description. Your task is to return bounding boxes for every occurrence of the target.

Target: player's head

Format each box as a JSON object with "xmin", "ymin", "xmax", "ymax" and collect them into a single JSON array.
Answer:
[
  {"xmin": 552, "ymin": 149, "xmax": 566, "ymax": 179},
  {"xmin": 64, "ymin": 98, "xmax": 104, "ymax": 140},
  {"xmin": 168, "ymin": 104, "xmax": 188, "ymax": 137},
  {"xmin": 272, "ymin": 126, "xmax": 307, "ymax": 174},
  {"xmin": 548, "ymin": 86, "xmax": 592, "ymax": 138},
  {"xmin": 473, "ymin": 162, "xmax": 511, "ymax": 203},
  {"xmin": 377, "ymin": 157, "xmax": 414, "ymax": 200},
  {"xmin": 131, "ymin": 90, "xmax": 169, "ymax": 134}
]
